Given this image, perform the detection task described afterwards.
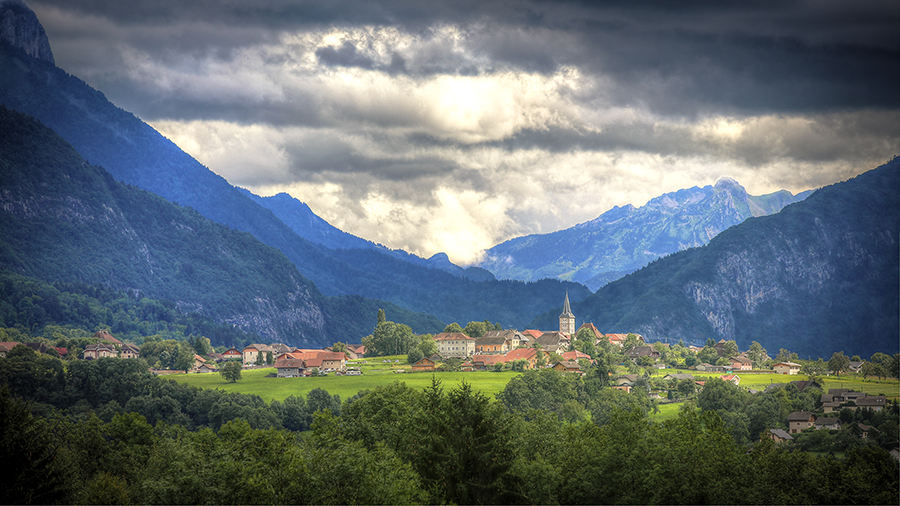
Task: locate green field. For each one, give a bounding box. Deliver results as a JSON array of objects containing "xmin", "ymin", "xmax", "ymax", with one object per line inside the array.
[
  {"xmin": 170, "ymin": 356, "xmax": 523, "ymax": 402},
  {"xmin": 171, "ymin": 359, "xmax": 900, "ymax": 406}
]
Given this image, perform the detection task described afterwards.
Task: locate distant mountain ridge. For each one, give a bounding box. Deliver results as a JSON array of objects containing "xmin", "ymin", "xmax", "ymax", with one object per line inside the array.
[
  {"xmin": 479, "ymin": 177, "xmax": 811, "ymax": 290},
  {"xmin": 530, "ymin": 160, "xmax": 900, "ymax": 358},
  {"xmin": 238, "ymin": 189, "xmax": 496, "ymax": 282}
]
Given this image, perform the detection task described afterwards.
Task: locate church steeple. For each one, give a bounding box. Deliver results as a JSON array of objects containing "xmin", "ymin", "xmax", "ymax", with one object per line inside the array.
[{"xmin": 559, "ymin": 291, "xmax": 576, "ymax": 335}]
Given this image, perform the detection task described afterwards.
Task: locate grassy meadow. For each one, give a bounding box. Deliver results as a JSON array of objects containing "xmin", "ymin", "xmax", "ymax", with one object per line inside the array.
[
  {"xmin": 171, "ymin": 357, "xmax": 900, "ymax": 407},
  {"xmin": 170, "ymin": 356, "xmax": 523, "ymax": 402}
]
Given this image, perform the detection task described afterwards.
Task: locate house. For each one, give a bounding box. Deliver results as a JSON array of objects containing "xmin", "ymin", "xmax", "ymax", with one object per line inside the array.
[
  {"xmin": 460, "ymin": 360, "xmax": 475, "ymax": 372},
  {"xmin": 627, "ymin": 346, "xmax": 659, "ymax": 361},
  {"xmin": 577, "ymin": 322, "xmax": 604, "ymax": 343},
  {"xmin": 411, "ymin": 357, "xmax": 436, "ymax": 372},
  {"xmin": 790, "ymin": 380, "xmax": 822, "ymax": 393},
  {"xmin": 664, "ymin": 373, "xmax": 695, "ymax": 382},
  {"xmin": 242, "ymin": 344, "xmax": 277, "ymax": 366},
  {"xmin": 552, "ymin": 360, "xmax": 582, "ymax": 373},
  {"xmin": 344, "ymin": 344, "xmax": 365, "ymax": 359},
  {"xmin": 856, "ymin": 395, "xmax": 888, "ymax": 411},
  {"xmin": 720, "ymin": 374, "xmax": 740, "ymax": 385},
  {"xmin": 773, "ymin": 362, "xmax": 802, "ymax": 375},
  {"xmin": 768, "ymin": 428, "xmax": 794, "ymax": 443},
  {"xmin": 787, "ymin": 411, "xmax": 816, "ymax": 434},
  {"xmin": 560, "ymin": 350, "xmax": 592, "ymax": 363},
  {"xmin": 472, "ymin": 354, "xmax": 505, "ymax": 370},
  {"xmin": 25, "ymin": 342, "xmax": 50, "ymax": 354},
  {"xmin": 713, "ymin": 339, "xmax": 729, "ymax": 357},
  {"xmin": 220, "ymin": 348, "xmax": 242, "ymax": 361},
  {"xmin": 534, "ymin": 331, "xmax": 567, "ymax": 353},
  {"xmin": 848, "ymin": 361, "xmax": 864, "ymax": 373},
  {"xmin": 92, "ymin": 330, "xmax": 122, "ymax": 346},
  {"xmin": 196, "ymin": 363, "xmax": 217, "ymax": 373},
  {"xmin": 83, "ymin": 343, "xmax": 118, "ymax": 359},
  {"xmin": 475, "ymin": 335, "xmax": 511, "ymax": 354},
  {"xmin": 120, "ymin": 343, "xmax": 140, "ymax": 359},
  {"xmin": 318, "ymin": 352, "xmax": 347, "ymax": 372},
  {"xmin": 604, "ymin": 333, "xmax": 630, "ymax": 348},
  {"xmin": 192, "ymin": 354, "xmax": 208, "ymax": 371},
  {"xmin": 729, "ymin": 356, "xmax": 752, "ymax": 371},
  {"xmin": 520, "ymin": 329, "xmax": 543, "ymax": 345},
  {"xmin": 53, "ymin": 347, "xmax": 68, "ymax": 358},
  {"xmin": 432, "ymin": 332, "xmax": 476, "ymax": 358},
  {"xmin": 504, "ymin": 348, "xmax": 539, "ymax": 369},
  {"xmin": 815, "ymin": 417, "xmax": 842, "ymax": 431},
  {"xmin": 0, "ymin": 342, "xmax": 21, "ymax": 357},
  {"xmin": 275, "ymin": 356, "xmax": 305, "ymax": 378},
  {"xmin": 695, "ymin": 363, "xmax": 727, "ymax": 372},
  {"xmin": 481, "ymin": 329, "xmax": 525, "ymax": 349}
]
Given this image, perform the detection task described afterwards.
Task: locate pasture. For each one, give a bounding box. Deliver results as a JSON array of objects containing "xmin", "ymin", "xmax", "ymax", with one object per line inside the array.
[{"xmin": 170, "ymin": 356, "xmax": 523, "ymax": 402}]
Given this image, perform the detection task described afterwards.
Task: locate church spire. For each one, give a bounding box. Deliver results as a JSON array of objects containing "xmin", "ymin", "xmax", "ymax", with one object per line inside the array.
[{"xmin": 559, "ymin": 291, "xmax": 576, "ymax": 334}]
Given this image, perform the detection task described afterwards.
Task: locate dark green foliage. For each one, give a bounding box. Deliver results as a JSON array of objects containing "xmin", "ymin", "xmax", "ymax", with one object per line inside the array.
[{"xmin": 219, "ymin": 361, "xmax": 241, "ymax": 382}]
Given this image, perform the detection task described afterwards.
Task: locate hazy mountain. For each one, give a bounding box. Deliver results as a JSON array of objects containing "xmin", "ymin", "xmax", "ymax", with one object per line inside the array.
[
  {"xmin": 0, "ymin": 11, "xmax": 588, "ymax": 329},
  {"xmin": 239, "ymin": 189, "xmax": 495, "ymax": 281},
  {"xmin": 479, "ymin": 178, "xmax": 811, "ymax": 290},
  {"xmin": 530, "ymin": 160, "xmax": 900, "ymax": 358}
]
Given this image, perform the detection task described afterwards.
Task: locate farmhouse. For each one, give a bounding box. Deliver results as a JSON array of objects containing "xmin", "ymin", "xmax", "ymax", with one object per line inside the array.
[
  {"xmin": 412, "ymin": 357, "xmax": 436, "ymax": 372},
  {"xmin": 242, "ymin": 344, "xmax": 277, "ymax": 366}
]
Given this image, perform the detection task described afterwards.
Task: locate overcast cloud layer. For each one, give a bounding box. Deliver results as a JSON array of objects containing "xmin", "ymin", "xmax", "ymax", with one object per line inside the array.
[{"xmin": 29, "ymin": 0, "xmax": 900, "ymax": 265}]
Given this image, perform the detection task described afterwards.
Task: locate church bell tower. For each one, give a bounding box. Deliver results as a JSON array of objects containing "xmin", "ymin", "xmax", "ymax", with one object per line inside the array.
[{"xmin": 559, "ymin": 291, "xmax": 576, "ymax": 335}]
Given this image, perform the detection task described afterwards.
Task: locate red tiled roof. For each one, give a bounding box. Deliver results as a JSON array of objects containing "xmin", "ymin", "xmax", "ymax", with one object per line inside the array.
[
  {"xmin": 505, "ymin": 348, "xmax": 538, "ymax": 361},
  {"xmin": 560, "ymin": 350, "xmax": 591, "ymax": 362},
  {"xmin": 93, "ymin": 330, "xmax": 122, "ymax": 345}
]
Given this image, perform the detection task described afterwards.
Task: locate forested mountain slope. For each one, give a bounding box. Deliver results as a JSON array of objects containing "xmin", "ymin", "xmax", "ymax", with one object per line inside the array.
[
  {"xmin": 0, "ymin": 37, "xmax": 587, "ymax": 329},
  {"xmin": 0, "ymin": 106, "xmax": 443, "ymax": 345},
  {"xmin": 531, "ymin": 160, "xmax": 900, "ymax": 358},
  {"xmin": 480, "ymin": 177, "xmax": 810, "ymax": 290}
]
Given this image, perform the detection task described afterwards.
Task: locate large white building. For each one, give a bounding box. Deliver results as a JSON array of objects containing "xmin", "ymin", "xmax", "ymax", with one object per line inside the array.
[{"xmin": 432, "ymin": 332, "xmax": 476, "ymax": 358}]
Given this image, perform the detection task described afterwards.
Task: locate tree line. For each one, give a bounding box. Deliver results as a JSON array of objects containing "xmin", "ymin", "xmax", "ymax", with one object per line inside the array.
[{"xmin": 1, "ymin": 345, "xmax": 898, "ymax": 505}]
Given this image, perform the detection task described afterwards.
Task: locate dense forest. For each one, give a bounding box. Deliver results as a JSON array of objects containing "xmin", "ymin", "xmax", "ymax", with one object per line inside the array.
[{"xmin": 2, "ymin": 348, "xmax": 897, "ymax": 505}]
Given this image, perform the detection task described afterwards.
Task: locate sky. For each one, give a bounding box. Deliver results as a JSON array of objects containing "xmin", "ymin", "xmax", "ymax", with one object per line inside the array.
[{"xmin": 26, "ymin": 0, "xmax": 900, "ymax": 265}]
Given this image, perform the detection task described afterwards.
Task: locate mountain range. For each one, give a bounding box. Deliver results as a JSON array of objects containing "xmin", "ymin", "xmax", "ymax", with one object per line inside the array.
[
  {"xmin": 479, "ymin": 178, "xmax": 811, "ymax": 290},
  {"xmin": 0, "ymin": 2, "xmax": 897, "ymax": 357},
  {"xmin": 530, "ymin": 159, "xmax": 900, "ymax": 358}
]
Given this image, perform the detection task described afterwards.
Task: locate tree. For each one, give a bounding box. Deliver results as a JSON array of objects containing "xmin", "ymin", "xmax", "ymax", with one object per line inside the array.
[
  {"xmin": 828, "ymin": 351, "xmax": 850, "ymax": 376},
  {"xmin": 443, "ymin": 322, "xmax": 464, "ymax": 334},
  {"xmin": 722, "ymin": 340, "xmax": 739, "ymax": 358},
  {"xmin": 377, "ymin": 308, "xmax": 386, "ymax": 325},
  {"xmin": 266, "ymin": 351, "xmax": 274, "ymax": 365},
  {"xmin": 220, "ymin": 361, "xmax": 242, "ymax": 383},
  {"xmin": 406, "ymin": 348, "xmax": 424, "ymax": 365},
  {"xmin": 332, "ymin": 342, "xmax": 347, "ymax": 353},
  {"xmin": 775, "ymin": 348, "xmax": 798, "ymax": 363},
  {"xmin": 746, "ymin": 341, "xmax": 768, "ymax": 368}
]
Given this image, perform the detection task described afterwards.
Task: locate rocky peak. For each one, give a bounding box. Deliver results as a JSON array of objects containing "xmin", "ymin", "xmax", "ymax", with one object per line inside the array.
[{"xmin": 0, "ymin": 0, "xmax": 54, "ymax": 65}]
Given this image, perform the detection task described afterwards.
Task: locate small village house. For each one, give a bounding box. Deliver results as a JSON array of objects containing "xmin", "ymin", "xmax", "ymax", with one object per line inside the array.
[
  {"xmin": 788, "ymin": 411, "xmax": 816, "ymax": 434},
  {"xmin": 432, "ymin": 332, "xmax": 476, "ymax": 358},
  {"xmin": 773, "ymin": 361, "xmax": 802, "ymax": 375}
]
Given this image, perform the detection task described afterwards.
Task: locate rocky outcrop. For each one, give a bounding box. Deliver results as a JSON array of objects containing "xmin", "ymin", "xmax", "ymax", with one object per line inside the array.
[{"xmin": 0, "ymin": 0, "xmax": 54, "ymax": 65}]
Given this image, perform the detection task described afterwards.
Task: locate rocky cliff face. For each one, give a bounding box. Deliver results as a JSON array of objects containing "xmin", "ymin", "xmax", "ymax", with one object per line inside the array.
[{"xmin": 0, "ymin": 0, "xmax": 54, "ymax": 65}]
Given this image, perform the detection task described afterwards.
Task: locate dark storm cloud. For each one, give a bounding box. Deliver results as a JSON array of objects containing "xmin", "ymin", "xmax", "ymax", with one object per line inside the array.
[{"xmin": 315, "ymin": 41, "xmax": 374, "ymax": 69}]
